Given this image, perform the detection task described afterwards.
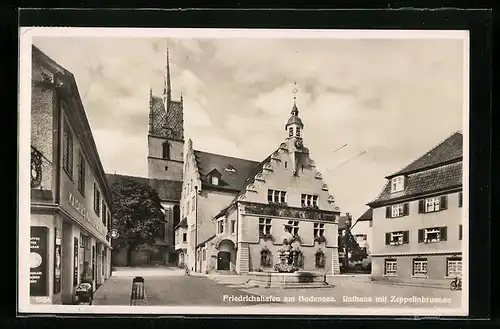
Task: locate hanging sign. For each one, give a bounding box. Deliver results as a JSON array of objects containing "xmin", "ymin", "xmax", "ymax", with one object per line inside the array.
[{"xmin": 30, "ymin": 226, "xmax": 48, "ymax": 297}]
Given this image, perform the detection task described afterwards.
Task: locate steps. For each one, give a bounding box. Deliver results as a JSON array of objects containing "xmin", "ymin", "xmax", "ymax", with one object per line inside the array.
[
  {"xmin": 237, "ymin": 243, "xmax": 250, "ymax": 274},
  {"xmin": 331, "ymin": 248, "xmax": 341, "ymax": 275}
]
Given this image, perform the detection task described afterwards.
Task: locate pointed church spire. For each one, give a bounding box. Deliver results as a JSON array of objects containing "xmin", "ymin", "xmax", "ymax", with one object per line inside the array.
[
  {"xmin": 291, "ymin": 81, "xmax": 299, "ymax": 116},
  {"xmin": 163, "ymin": 42, "xmax": 172, "ymax": 107}
]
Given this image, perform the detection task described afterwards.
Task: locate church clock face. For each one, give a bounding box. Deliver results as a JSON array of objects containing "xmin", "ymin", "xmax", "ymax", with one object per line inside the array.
[{"xmin": 295, "ymin": 139, "xmax": 303, "ymax": 149}]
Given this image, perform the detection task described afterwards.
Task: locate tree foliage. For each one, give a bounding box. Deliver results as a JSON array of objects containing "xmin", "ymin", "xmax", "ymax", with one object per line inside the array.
[
  {"xmin": 109, "ymin": 177, "xmax": 164, "ymax": 264},
  {"xmin": 338, "ymin": 230, "xmax": 368, "ymax": 263}
]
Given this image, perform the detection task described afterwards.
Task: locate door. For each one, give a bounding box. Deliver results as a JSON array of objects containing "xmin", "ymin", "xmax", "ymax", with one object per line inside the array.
[{"xmin": 217, "ymin": 251, "xmax": 230, "ymax": 271}]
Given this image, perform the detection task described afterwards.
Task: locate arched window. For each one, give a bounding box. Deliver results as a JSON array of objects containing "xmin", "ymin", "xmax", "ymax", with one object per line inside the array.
[{"xmin": 162, "ymin": 141, "xmax": 170, "ymax": 159}]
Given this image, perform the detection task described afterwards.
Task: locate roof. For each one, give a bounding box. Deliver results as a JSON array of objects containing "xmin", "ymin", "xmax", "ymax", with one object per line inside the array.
[
  {"xmin": 387, "ymin": 131, "xmax": 463, "ymax": 178},
  {"xmin": 197, "ymin": 234, "xmax": 216, "ymax": 248},
  {"xmin": 356, "ymin": 208, "xmax": 373, "ymax": 222},
  {"xmin": 368, "ymin": 161, "xmax": 462, "ymax": 206},
  {"xmin": 174, "ymin": 218, "xmax": 187, "ymax": 229},
  {"xmin": 194, "ymin": 150, "xmax": 260, "ymax": 192},
  {"xmin": 105, "ymin": 174, "xmax": 182, "ymax": 202}
]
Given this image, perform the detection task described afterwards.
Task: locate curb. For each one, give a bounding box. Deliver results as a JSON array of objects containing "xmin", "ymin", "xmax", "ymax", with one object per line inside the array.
[{"xmin": 370, "ymin": 280, "xmax": 453, "ymax": 290}]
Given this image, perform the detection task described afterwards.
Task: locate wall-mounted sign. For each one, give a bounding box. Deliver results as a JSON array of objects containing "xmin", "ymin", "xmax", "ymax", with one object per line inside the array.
[
  {"xmin": 30, "ymin": 226, "xmax": 48, "ymax": 297},
  {"xmin": 53, "ymin": 228, "xmax": 62, "ymax": 294},
  {"xmin": 68, "ymin": 192, "xmax": 106, "ymax": 237},
  {"xmin": 73, "ymin": 237, "xmax": 79, "ymax": 286}
]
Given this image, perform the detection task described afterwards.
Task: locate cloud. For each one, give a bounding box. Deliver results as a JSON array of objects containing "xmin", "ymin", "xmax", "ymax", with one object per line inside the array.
[{"xmin": 32, "ymin": 35, "xmax": 465, "ymax": 220}]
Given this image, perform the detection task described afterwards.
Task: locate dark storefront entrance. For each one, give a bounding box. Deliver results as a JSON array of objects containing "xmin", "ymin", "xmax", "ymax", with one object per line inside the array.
[{"xmin": 217, "ymin": 251, "xmax": 230, "ymax": 271}]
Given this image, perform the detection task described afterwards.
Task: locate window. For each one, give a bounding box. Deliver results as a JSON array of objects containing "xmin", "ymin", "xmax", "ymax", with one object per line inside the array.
[
  {"xmin": 287, "ymin": 220, "xmax": 299, "ymax": 235},
  {"xmin": 77, "ymin": 152, "xmax": 85, "ymax": 195},
  {"xmin": 385, "ymin": 230, "xmax": 409, "ymax": 245},
  {"xmin": 217, "ymin": 218, "xmax": 224, "ymax": 234},
  {"xmin": 182, "ymin": 233, "xmax": 187, "ymax": 242},
  {"xmin": 101, "ymin": 201, "xmax": 107, "ymax": 225},
  {"xmin": 211, "ymin": 176, "xmax": 219, "ymax": 185},
  {"xmin": 459, "ymin": 224, "xmax": 463, "ymax": 240},
  {"xmin": 186, "ymin": 202, "xmax": 190, "ymax": 215},
  {"xmin": 301, "ymin": 194, "xmax": 318, "ymax": 207},
  {"xmin": 412, "ymin": 258, "xmax": 428, "ymax": 277},
  {"xmin": 165, "ymin": 166, "xmax": 168, "ymax": 171},
  {"xmin": 192, "ymin": 196, "xmax": 195, "ymax": 210},
  {"xmin": 458, "ymin": 192, "xmax": 463, "ymax": 208},
  {"xmin": 267, "ymin": 189, "xmax": 287, "ymax": 204},
  {"xmin": 190, "ymin": 179, "xmax": 193, "ymax": 191},
  {"xmin": 447, "ymin": 257, "xmax": 462, "ymax": 277},
  {"xmin": 202, "ymin": 249, "xmax": 206, "ymax": 261},
  {"xmin": 384, "ymin": 259, "xmax": 397, "ymax": 276},
  {"xmin": 62, "ymin": 121, "xmax": 74, "ymax": 177},
  {"xmin": 419, "ymin": 195, "xmax": 448, "ymax": 213},
  {"xmin": 289, "ymin": 127, "xmax": 293, "ymax": 137},
  {"xmin": 390, "ymin": 176, "xmax": 404, "ymax": 193},
  {"xmin": 225, "ymin": 166, "xmax": 236, "ymax": 173},
  {"xmin": 107, "ymin": 211, "xmax": 111, "ymax": 228},
  {"xmin": 259, "ymin": 218, "xmax": 272, "ymax": 235},
  {"xmin": 418, "ymin": 226, "xmax": 447, "ymax": 243},
  {"xmin": 387, "ymin": 203, "xmax": 409, "ymax": 218},
  {"xmin": 230, "ymin": 220, "xmax": 236, "ymax": 234},
  {"xmin": 284, "ymin": 161, "xmax": 288, "ymax": 169},
  {"xmin": 313, "ymin": 223, "xmax": 325, "ymax": 237},
  {"xmin": 162, "ymin": 141, "xmax": 170, "ymax": 159},
  {"xmin": 355, "ymin": 234, "xmax": 367, "ymax": 242},
  {"xmin": 93, "ymin": 183, "xmax": 101, "ymax": 216},
  {"xmin": 296, "ymin": 127, "xmax": 301, "ymax": 137}
]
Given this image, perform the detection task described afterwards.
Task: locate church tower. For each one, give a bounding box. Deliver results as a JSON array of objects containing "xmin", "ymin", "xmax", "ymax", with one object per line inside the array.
[{"xmin": 147, "ymin": 46, "xmax": 185, "ymax": 181}]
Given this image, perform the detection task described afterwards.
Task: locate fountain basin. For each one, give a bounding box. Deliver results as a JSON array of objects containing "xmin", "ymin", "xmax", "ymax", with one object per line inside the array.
[{"xmin": 247, "ymin": 271, "xmax": 333, "ymax": 289}]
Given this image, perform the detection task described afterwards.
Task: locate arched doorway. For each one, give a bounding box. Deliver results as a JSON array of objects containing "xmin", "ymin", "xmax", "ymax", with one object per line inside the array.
[{"xmin": 217, "ymin": 239, "xmax": 235, "ymax": 271}]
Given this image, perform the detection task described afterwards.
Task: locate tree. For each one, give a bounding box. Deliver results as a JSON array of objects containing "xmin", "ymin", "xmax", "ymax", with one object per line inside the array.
[
  {"xmin": 109, "ymin": 177, "xmax": 164, "ymax": 266},
  {"xmin": 339, "ymin": 230, "xmax": 368, "ymax": 264}
]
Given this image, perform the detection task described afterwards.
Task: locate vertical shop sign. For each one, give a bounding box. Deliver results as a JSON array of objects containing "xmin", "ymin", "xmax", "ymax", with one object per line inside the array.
[
  {"xmin": 53, "ymin": 228, "xmax": 62, "ymax": 294},
  {"xmin": 30, "ymin": 226, "xmax": 48, "ymax": 296},
  {"xmin": 73, "ymin": 237, "xmax": 79, "ymax": 286}
]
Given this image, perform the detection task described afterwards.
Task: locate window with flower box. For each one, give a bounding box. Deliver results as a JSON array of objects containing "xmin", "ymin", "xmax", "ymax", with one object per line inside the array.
[
  {"xmin": 386, "ymin": 203, "xmax": 409, "ymax": 218},
  {"xmin": 418, "ymin": 226, "xmax": 447, "ymax": 243},
  {"xmin": 287, "ymin": 220, "xmax": 300, "ymax": 236},
  {"xmin": 418, "ymin": 195, "xmax": 448, "ymax": 213},
  {"xmin": 267, "ymin": 189, "xmax": 286, "ymax": 204},
  {"xmin": 385, "ymin": 230, "xmax": 409, "ymax": 245}
]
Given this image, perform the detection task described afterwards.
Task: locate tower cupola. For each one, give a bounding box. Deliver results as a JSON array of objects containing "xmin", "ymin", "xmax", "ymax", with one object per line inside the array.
[{"xmin": 285, "ymin": 82, "xmax": 304, "ymax": 139}]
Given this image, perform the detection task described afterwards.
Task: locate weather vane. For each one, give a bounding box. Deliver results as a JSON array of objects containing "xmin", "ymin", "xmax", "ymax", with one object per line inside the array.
[{"xmin": 292, "ymin": 81, "xmax": 299, "ymax": 100}]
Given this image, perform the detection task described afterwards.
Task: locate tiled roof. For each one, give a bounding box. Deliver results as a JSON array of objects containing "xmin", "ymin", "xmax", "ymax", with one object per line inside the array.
[
  {"xmin": 150, "ymin": 96, "xmax": 168, "ymax": 136},
  {"xmin": 194, "ymin": 150, "xmax": 260, "ymax": 192},
  {"xmin": 368, "ymin": 161, "xmax": 462, "ymax": 206},
  {"xmin": 387, "ymin": 131, "xmax": 463, "ymax": 178},
  {"xmin": 356, "ymin": 208, "xmax": 373, "ymax": 222},
  {"xmin": 174, "ymin": 218, "xmax": 187, "ymax": 229},
  {"xmin": 105, "ymin": 174, "xmax": 182, "ymax": 202}
]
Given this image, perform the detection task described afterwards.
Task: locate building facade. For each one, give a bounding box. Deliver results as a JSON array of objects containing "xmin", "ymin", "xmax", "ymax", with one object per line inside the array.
[
  {"xmin": 368, "ymin": 132, "xmax": 463, "ymax": 287},
  {"xmin": 30, "ymin": 45, "xmax": 112, "ymax": 305},
  {"xmin": 177, "ymin": 98, "xmax": 342, "ymax": 275},
  {"xmin": 351, "ymin": 208, "xmax": 373, "ymax": 255}
]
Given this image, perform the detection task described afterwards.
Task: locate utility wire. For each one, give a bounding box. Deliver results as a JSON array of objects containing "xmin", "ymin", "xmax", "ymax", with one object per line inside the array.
[{"xmin": 332, "ymin": 150, "xmax": 367, "ymax": 170}]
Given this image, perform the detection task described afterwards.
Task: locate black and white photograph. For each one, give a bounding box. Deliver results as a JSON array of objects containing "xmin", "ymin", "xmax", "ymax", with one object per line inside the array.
[{"xmin": 19, "ymin": 27, "xmax": 469, "ymax": 316}]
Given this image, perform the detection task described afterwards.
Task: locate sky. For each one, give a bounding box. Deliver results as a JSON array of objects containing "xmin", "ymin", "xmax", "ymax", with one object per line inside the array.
[{"xmin": 32, "ymin": 33, "xmax": 465, "ymax": 220}]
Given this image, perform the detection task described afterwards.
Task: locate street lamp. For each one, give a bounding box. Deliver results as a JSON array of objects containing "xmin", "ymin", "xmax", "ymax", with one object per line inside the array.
[{"xmin": 107, "ymin": 228, "xmax": 120, "ymax": 240}]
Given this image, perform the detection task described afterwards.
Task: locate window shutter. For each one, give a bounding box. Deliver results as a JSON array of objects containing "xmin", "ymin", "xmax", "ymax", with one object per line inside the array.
[
  {"xmin": 440, "ymin": 195, "xmax": 448, "ymax": 210},
  {"xmin": 459, "ymin": 224, "xmax": 462, "ymax": 240},
  {"xmin": 403, "ymin": 230, "xmax": 409, "ymax": 244},
  {"xmin": 440, "ymin": 226, "xmax": 447, "ymax": 241},
  {"xmin": 385, "ymin": 206, "xmax": 391, "ymax": 218},
  {"xmin": 418, "ymin": 200, "xmax": 425, "ymax": 213},
  {"xmin": 403, "ymin": 203, "xmax": 409, "ymax": 216},
  {"xmin": 418, "ymin": 229, "xmax": 424, "ymax": 243},
  {"xmin": 385, "ymin": 233, "xmax": 391, "ymax": 245},
  {"xmin": 459, "ymin": 192, "xmax": 463, "ymax": 208}
]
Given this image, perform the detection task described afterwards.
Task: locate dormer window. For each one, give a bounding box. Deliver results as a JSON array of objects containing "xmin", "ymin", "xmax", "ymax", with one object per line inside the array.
[
  {"xmin": 391, "ymin": 176, "xmax": 404, "ymax": 193},
  {"xmin": 207, "ymin": 169, "xmax": 222, "ymax": 186},
  {"xmin": 296, "ymin": 127, "xmax": 301, "ymax": 137},
  {"xmin": 288, "ymin": 127, "xmax": 293, "ymax": 137},
  {"xmin": 224, "ymin": 165, "xmax": 236, "ymax": 173},
  {"xmin": 211, "ymin": 176, "xmax": 219, "ymax": 185}
]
